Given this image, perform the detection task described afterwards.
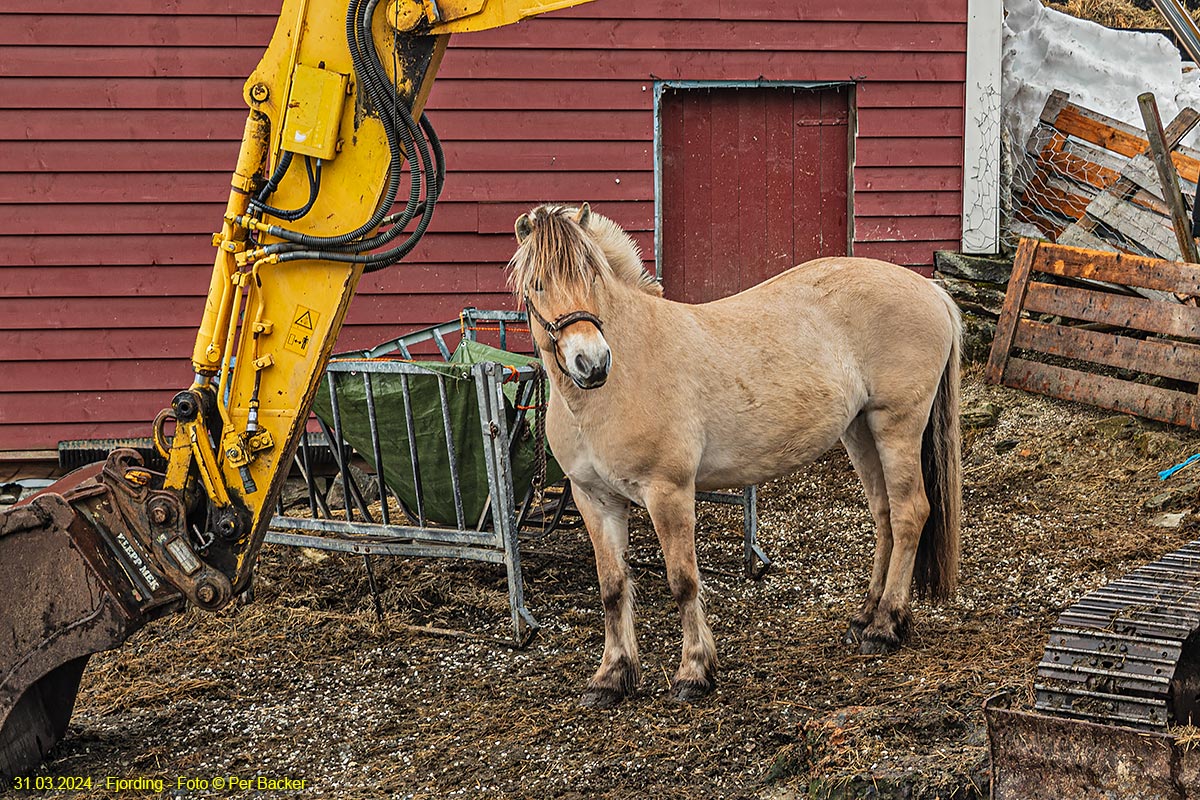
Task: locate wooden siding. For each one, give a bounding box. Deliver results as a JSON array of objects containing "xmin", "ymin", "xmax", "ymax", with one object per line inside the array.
[{"xmin": 0, "ymin": 0, "xmax": 966, "ymax": 450}]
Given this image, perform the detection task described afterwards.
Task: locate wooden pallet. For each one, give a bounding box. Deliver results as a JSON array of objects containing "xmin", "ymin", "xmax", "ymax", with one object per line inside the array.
[{"xmin": 986, "ymin": 239, "xmax": 1200, "ymax": 428}]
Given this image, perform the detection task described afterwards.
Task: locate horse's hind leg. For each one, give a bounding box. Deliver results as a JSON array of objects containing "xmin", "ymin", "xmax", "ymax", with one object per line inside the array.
[
  {"xmin": 574, "ymin": 487, "xmax": 640, "ymax": 708},
  {"xmin": 645, "ymin": 483, "xmax": 717, "ymax": 702},
  {"xmin": 841, "ymin": 414, "xmax": 893, "ymax": 646},
  {"xmin": 859, "ymin": 408, "xmax": 931, "ymax": 655}
]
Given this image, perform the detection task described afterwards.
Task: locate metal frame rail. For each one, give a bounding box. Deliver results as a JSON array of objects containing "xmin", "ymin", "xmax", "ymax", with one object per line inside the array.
[
  {"xmin": 266, "ymin": 310, "xmax": 769, "ymax": 645},
  {"xmin": 268, "ymin": 358, "xmax": 546, "ymax": 644}
]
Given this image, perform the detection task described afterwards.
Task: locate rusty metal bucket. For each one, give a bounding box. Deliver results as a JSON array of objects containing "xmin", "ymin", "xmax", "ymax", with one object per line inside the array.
[
  {"xmin": 0, "ymin": 461, "xmax": 182, "ymax": 778},
  {"xmin": 985, "ymin": 692, "xmax": 1200, "ymax": 799}
]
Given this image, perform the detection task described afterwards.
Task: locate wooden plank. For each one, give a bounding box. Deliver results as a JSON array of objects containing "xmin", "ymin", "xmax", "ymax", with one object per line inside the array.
[
  {"xmin": 0, "ymin": 77, "xmax": 246, "ymax": 109},
  {"xmin": 1014, "ymin": 206, "xmax": 1066, "ymax": 240},
  {"xmin": 1012, "ymin": 318, "xmax": 1200, "ymax": 383},
  {"xmin": 682, "ymin": 89, "xmax": 714, "ymax": 301},
  {"xmin": 1019, "ymin": 171, "xmax": 1094, "ymax": 222},
  {"xmin": 854, "ymin": 81, "xmax": 965, "ymax": 109},
  {"xmin": 763, "ymin": 87, "xmax": 795, "ymax": 283},
  {"xmin": 856, "ymin": 137, "xmax": 964, "ymax": 168},
  {"xmin": 1, "ymin": 314, "xmax": 517, "ymax": 362},
  {"xmin": 1023, "ymin": 281, "xmax": 1200, "ymax": 339},
  {"xmin": 816, "ymin": 88, "xmax": 850, "ymax": 258},
  {"xmin": 1057, "ymin": 137, "xmax": 1128, "ymax": 189},
  {"xmin": 437, "ymin": 49, "xmax": 968, "ymax": 84},
  {"xmin": 1124, "ymin": 152, "xmax": 1200, "ymax": 196},
  {"xmin": 1138, "ymin": 92, "xmax": 1199, "ymax": 263},
  {"xmin": 709, "ymin": 89, "xmax": 741, "ymax": 299},
  {"xmin": 1085, "ymin": 191, "xmax": 1180, "ymax": 260},
  {"xmin": 1, "ymin": 45, "xmax": 967, "ymax": 82},
  {"xmin": 736, "ymin": 88, "xmax": 768, "ymax": 294},
  {"xmin": 0, "ymin": 169, "xmax": 654, "ymax": 204},
  {"xmin": 793, "ymin": 91, "xmax": 824, "ymax": 264},
  {"xmin": 1038, "ymin": 90, "xmax": 1073, "ymax": 127},
  {"xmin": 0, "ymin": 46, "xmax": 262, "ymax": 78},
  {"xmin": 0, "ymin": 421, "xmax": 159, "ymax": 450},
  {"xmin": 1031, "ymin": 231, "xmax": 1179, "ymax": 303},
  {"xmin": 0, "ymin": 0, "xmax": 966, "ymax": 22},
  {"xmin": 466, "ymin": 19, "xmax": 969, "ymax": 52},
  {"xmin": 1030, "ymin": 244, "xmax": 1200, "ymax": 294},
  {"xmin": 0, "ymin": 1, "xmax": 282, "ymax": 14},
  {"xmin": 855, "ymin": 216, "xmax": 962, "ymax": 242},
  {"xmin": 856, "ymin": 107, "xmax": 964, "ymax": 138},
  {"xmin": 0, "ymin": 360, "xmax": 187, "ymax": 393},
  {"xmin": 1050, "ymin": 104, "xmax": 1153, "ymax": 159},
  {"xmin": 0, "ymin": 139, "xmax": 655, "ymax": 174},
  {"xmin": 854, "ymin": 190, "xmax": 962, "ymax": 217},
  {"xmin": 0, "ymin": 140, "xmax": 238, "ymax": 172},
  {"xmin": 854, "ymin": 166, "xmax": 962, "ymax": 193},
  {"xmin": 1055, "ymin": 226, "xmax": 1122, "ymax": 254},
  {"xmin": 1003, "ymin": 357, "xmax": 1196, "ymax": 428},
  {"xmin": 1020, "ymin": 132, "xmax": 1122, "ymax": 202},
  {"xmin": 0, "ymin": 291, "xmax": 527, "ymax": 330},
  {"xmin": 987, "ymin": 238, "xmax": 1039, "ymax": 384},
  {"xmin": 0, "ymin": 231, "xmax": 551, "ymax": 267},
  {"xmin": 851, "ymin": 239, "xmax": 957, "ymax": 269},
  {"xmin": 0, "ymin": 14, "xmax": 275, "ymax": 46},
  {"xmin": 0, "ymin": 108, "xmax": 654, "ymax": 142}
]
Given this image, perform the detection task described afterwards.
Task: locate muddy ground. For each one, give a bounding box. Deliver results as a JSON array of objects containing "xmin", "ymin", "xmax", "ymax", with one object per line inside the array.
[{"xmin": 16, "ymin": 365, "xmax": 1200, "ymax": 799}]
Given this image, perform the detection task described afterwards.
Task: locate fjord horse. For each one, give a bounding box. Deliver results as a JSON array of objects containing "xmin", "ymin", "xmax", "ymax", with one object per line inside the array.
[{"xmin": 509, "ymin": 204, "xmax": 961, "ymax": 707}]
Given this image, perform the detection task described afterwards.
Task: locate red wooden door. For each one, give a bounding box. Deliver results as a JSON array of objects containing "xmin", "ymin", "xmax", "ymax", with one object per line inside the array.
[{"xmin": 660, "ymin": 86, "xmax": 850, "ymax": 304}]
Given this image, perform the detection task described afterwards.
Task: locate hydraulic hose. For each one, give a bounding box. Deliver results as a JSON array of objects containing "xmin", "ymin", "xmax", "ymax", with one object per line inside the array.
[
  {"xmin": 249, "ymin": 157, "xmax": 322, "ymax": 222},
  {"xmin": 245, "ymin": 0, "xmax": 443, "ymax": 270},
  {"xmin": 250, "ymin": 0, "xmax": 406, "ymax": 249}
]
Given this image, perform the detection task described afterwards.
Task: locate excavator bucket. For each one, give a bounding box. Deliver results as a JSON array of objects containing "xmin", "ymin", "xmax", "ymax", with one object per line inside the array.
[
  {"xmin": 0, "ymin": 456, "xmax": 183, "ymax": 779},
  {"xmin": 986, "ymin": 535, "xmax": 1200, "ymax": 798}
]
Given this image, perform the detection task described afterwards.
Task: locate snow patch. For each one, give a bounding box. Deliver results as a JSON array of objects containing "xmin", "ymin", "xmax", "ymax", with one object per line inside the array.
[{"xmin": 1003, "ymin": 0, "xmax": 1200, "ymax": 147}]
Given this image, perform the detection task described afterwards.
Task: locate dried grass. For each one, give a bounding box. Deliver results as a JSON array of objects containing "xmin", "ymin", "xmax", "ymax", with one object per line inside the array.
[{"xmin": 29, "ymin": 369, "xmax": 1200, "ymax": 798}]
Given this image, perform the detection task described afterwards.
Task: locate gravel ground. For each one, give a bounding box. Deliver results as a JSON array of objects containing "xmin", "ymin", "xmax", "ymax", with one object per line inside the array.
[{"xmin": 15, "ymin": 365, "xmax": 1200, "ymax": 799}]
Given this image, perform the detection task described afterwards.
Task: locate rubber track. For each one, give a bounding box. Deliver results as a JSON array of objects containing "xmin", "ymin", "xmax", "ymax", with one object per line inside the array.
[{"xmin": 1034, "ymin": 538, "xmax": 1200, "ymax": 729}]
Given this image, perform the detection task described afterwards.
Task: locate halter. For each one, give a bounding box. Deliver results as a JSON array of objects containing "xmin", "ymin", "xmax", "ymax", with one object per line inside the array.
[{"xmin": 524, "ymin": 294, "xmax": 605, "ymax": 379}]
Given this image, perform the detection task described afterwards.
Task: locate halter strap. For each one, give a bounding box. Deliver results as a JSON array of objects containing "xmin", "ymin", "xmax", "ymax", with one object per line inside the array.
[{"xmin": 524, "ymin": 294, "xmax": 605, "ymax": 378}]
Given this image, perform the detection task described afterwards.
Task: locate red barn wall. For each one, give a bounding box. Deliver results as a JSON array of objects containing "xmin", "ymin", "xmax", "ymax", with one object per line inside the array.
[{"xmin": 0, "ymin": 0, "xmax": 966, "ymax": 452}]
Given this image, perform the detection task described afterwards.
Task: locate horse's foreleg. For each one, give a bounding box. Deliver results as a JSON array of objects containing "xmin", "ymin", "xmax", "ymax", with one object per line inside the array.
[
  {"xmin": 841, "ymin": 416, "xmax": 893, "ymax": 646},
  {"xmin": 860, "ymin": 412, "xmax": 931, "ymax": 655},
  {"xmin": 574, "ymin": 488, "xmax": 639, "ymax": 708},
  {"xmin": 646, "ymin": 484, "xmax": 716, "ymax": 702}
]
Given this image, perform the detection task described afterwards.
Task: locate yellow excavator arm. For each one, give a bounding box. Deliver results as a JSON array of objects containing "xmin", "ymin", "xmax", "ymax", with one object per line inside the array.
[{"xmin": 0, "ymin": 0, "xmax": 591, "ymax": 778}]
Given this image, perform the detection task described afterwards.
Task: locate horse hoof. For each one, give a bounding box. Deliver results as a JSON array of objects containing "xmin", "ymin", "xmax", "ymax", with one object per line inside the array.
[
  {"xmin": 842, "ymin": 621, "xmax": 866, "ymax": 646},
  {"xmin": 670, "ymin": 679, "xmax": 713, "ymax": 704},
  {"xmin": 859, "ymin": 634, "xmax": 901, "ymax": 656},
  {"xmin": 580, "ymin": 687, "xmax": 626, "ymax": 709}
]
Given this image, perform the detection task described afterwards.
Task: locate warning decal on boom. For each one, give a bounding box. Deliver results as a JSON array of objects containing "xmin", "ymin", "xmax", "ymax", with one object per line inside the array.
[{"xmin": 284, "ymin": 306, "xmax": 320, "ymax": 357}]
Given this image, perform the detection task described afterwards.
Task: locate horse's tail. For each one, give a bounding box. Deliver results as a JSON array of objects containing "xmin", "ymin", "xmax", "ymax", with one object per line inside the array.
[{"xmin": 914, "ymin": 298, "xmax": 962, "ymax": 603}]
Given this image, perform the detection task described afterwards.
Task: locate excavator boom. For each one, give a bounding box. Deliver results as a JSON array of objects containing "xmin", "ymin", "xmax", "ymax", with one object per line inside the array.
[{"xmin": 0, "ymin": 0, "xmax": 591, "ymax": 778}]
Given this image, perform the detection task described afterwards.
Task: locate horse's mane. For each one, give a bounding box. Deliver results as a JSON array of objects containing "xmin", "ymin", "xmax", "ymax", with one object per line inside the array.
[{"xmin": 507, "ymin": 204, "xmax": 662, "ymax": 297}]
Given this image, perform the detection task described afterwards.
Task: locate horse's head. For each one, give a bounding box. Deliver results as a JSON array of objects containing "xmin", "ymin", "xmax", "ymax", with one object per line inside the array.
[{"xmin": 508, "ymin": 203, "xmax": 613, "ymax": 390}]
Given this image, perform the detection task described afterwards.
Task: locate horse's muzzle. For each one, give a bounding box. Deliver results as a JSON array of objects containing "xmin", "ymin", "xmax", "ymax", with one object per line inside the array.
[{"xmin": 571, "ymin": 351, "xmax": 611, "ymax": 390}]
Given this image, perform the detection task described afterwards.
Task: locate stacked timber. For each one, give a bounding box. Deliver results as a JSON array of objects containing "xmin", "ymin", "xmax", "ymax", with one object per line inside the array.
[{"xmin": 1014, "ymin": 90, "xmax": 1200, "ymax": 265}]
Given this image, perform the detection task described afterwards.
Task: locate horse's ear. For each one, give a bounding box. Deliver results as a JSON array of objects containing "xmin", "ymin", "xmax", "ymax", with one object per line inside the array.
[
  {"xmin": 514, "ymin": 213, "xmax": 533, "ymax": 243},
  {"xmin": 575, "ymin": 202, "xmax": 591, "ymax": 229}
]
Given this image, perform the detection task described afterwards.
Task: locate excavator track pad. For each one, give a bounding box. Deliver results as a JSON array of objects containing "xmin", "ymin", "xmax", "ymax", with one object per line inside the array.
[
  {"xmin": 0, "ymin": 454, "xmax": 184, "ymax": 779},
  {"xmin": 987, "ymin": 537, "xmax": 1200, "ymax": 798}
]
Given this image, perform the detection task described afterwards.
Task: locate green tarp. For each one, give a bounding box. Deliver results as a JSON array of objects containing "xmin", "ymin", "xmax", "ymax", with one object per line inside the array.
[{"xmin": 312, "ymin": 340, "xmax": 560, "ymax": 527}]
